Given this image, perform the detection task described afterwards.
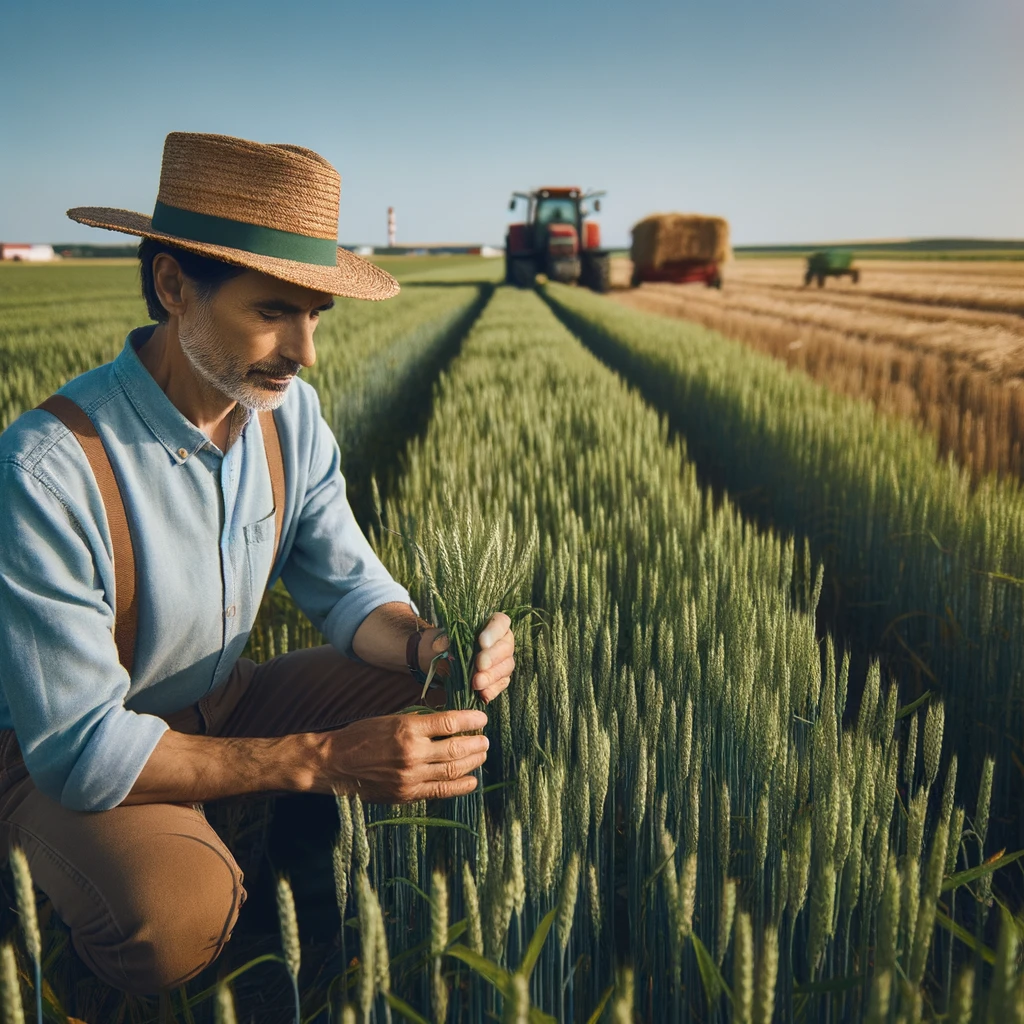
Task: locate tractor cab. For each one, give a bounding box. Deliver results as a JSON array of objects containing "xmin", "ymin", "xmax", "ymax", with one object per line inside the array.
[
  {"xmin": 505, "ymin": 187, "xmax": 611, "ymax": 292},
  {"xmin": 533, "ymin": 193, "xmax": 582, "ymax": 228}
]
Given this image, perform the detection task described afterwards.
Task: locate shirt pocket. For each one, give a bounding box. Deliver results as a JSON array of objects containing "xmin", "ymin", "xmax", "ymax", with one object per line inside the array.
[{"xmin": 243, "ymin": 510, "xmax": 278, "ymax": 598}]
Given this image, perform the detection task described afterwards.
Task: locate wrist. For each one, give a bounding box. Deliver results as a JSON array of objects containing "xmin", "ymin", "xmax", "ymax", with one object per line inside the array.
[
  {"xmin": 418, "ymin": 627, "xmax": 451, "ymax": 676},
  {"xmin": 281, "ymin": 732, "xmax": 326, "ymax": 794}
]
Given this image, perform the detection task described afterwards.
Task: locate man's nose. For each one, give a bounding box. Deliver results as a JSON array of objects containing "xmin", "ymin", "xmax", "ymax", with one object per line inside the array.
[{"xmin": 281, "ymin": 320, "xmax": 318, "ymax": 369}]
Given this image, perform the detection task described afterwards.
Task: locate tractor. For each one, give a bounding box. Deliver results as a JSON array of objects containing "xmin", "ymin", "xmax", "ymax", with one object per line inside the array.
[{"xmin": 505, "ymin": 187, "xmax": 611, "ymax": 292}]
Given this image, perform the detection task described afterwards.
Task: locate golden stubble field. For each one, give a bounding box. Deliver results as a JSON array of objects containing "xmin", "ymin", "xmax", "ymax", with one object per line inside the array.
[
  {"xmin": 613, "ymin": 258, "xmax": 1024, "ymax": 378},
  {"xmin": 609, "ymin": 257, "xmax": 1024, "ymax": 480}
]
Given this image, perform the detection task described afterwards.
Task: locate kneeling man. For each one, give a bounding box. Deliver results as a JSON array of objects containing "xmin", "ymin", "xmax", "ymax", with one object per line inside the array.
[{"xmin": 0, "ymin": 132, "xmax": 514, "ymax": 995}]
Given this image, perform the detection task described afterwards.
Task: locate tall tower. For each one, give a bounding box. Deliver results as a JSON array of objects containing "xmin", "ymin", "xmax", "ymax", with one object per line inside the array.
[{"xmin": 387, "ymin": 207, "xmax": 396, "ymax": 248}]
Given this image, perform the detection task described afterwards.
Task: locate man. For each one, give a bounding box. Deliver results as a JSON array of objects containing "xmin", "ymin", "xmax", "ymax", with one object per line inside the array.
[{"xmin": 0, "ymin": 132, "xmax": 515, "ymax": 995}]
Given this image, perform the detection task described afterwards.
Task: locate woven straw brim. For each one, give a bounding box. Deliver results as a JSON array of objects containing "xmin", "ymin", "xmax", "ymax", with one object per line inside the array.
[{"xmin": 67, "ymin": 207, "xmax": 399, "ymax": 300}]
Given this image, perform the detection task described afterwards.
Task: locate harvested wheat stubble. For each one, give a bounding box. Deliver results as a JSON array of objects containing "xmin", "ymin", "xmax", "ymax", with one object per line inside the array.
[
  {"xmin": 636, "ymin": 281, "xmax": 1024, "ymax": 379},
  {"xmin": 727, "ymin": 258, "xmax": 1024, "ymax": 285},
  {"xmin": 610, "ymin": 268, "xmax": 1024, "ymax": 483},
  {"xmin": 725, "ymin": 258, "xmax": 1024, "ymax": 317},
  {"xmin": 631, "ymin": 213, "xmax": 731, "ymax": 268},
  {"xmin": 736, "ymin": 280, "xmax": 1024, "ymax": 337}
]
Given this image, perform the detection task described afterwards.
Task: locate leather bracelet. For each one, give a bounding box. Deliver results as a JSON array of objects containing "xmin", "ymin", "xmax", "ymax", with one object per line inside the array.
[
  {"xmin": 406, "ymin": 627, "xmax": 425, "ymax": 679},
  {"xmin": 407, "ymin": 621, "xmax": 454, "ymax": 685}
]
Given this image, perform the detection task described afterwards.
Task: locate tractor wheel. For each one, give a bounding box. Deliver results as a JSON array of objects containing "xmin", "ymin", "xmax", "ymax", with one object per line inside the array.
[
  {"xmin": 851, "ymin": 269, "xmax": 861, "ymax": 284},
  {"xmin": 511, "ymin": 258, "xmax": 537, "ymax": 289},
  {"xmin": 708, "ymin": 274, "xmax": 722, "ymax": 289},
  {"xmin": 584, "ymin": 255, "xmax": 612, "ymax": 294},
  {"xmin": 804, "ymin": 271, "xmax": 813, "ymax": 287},
  {"xmin": 816, "ymin": 274, "xmax": 825, "ymax": 288},
  {"xmin": 631, "ymin": 269, "xmax": 643, "ymax": 289}
]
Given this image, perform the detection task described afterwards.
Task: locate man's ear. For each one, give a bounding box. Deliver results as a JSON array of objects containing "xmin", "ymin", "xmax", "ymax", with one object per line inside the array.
[{"xmin": 152, "ymin": 253, "xmax": 188, "ymax": 318}]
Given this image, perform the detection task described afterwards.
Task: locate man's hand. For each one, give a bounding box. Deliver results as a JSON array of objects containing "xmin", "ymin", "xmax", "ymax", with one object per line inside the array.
[
  {"xmin": 307, "ymin": 709, "xmax": 489, "ymax": 803},
  {"xmin": 473, "ymin": 612, "xmax": 516, "ymax": 703}
]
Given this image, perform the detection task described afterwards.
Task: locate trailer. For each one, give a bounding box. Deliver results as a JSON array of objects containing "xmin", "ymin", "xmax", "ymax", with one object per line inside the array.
[
  {"xmin": 805, "ymin": 249, "xmax": 860, "ymax": 287},
  {"xmin": 630, "ymin": 259, "xmax": 721, "ymax": 288},
  {"xmin": 629, "ymin": 214, "xmax": 729, "ymax": 290}
]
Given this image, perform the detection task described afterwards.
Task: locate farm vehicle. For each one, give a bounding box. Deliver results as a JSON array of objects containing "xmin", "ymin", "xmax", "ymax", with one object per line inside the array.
[
  {"xmin": 629, "ymin": 213, "xmax": 730, "ymax": 289},
  {"xmin": 805, "ymin": 249, "xmax": 860, "ymax": 287},
  {"xmin": 505, "ymin": 187, "xmax": 612, "ymax": 292}
]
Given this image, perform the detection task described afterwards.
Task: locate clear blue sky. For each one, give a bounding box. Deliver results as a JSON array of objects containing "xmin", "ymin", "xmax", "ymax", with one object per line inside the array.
[{"xmin": 1, "ymin": 0, "xmax": 1021, "ymax": 248}]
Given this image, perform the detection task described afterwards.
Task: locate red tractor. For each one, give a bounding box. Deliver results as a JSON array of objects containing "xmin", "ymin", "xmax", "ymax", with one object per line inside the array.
[{"xmin": 505, "ymin": 187, "xmax": 611, "ymax": 292}]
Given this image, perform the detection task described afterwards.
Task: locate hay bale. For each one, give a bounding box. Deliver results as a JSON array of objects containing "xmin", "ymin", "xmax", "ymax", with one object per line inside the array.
[{"xmin": 630, "ymin": 214, "xmax": 731, "ymax": 269}]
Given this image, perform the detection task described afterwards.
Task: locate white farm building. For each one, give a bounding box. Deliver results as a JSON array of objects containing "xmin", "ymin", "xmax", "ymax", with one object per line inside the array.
[{"xmin": 1, "ymin": 243, "xmax": 56, "ymax": 262}]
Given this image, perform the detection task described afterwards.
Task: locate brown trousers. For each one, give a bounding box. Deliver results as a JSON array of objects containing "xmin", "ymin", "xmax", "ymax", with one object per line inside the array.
[{"xmin": 0, "ymin": 647, "xmax": 437, "ymax": 996}]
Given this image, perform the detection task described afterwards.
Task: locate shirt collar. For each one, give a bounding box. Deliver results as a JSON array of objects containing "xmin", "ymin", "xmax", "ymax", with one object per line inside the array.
[{"xmin": 113, "ymin": 325, "xmax": 252, "ymax": 464}]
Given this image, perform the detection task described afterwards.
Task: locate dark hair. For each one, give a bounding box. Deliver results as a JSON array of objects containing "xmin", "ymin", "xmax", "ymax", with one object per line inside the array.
[{"xmin": 138, "ymin": 238, "xmax": 248, "ymax": 322}]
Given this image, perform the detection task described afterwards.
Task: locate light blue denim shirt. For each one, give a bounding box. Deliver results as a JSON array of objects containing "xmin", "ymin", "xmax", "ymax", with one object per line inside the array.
[{"xmin": 0, "ymin": 325, "xmax": 414, "ymax": 812}]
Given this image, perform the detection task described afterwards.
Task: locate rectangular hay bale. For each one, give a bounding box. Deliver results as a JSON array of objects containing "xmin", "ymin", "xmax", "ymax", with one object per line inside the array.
[{"xmin": 631, "ymin": 214, "xmax": 731, "ymax": 269}]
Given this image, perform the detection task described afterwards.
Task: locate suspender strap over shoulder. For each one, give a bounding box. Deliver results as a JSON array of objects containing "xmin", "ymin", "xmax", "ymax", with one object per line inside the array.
[
  {"xmin": 37, "ymin": 395, "xmax": 139, "ymax": 676},
  {"xmin": 35, "ymin": 397, "xmax": 286, "ymax": 676},
  {"xmin": 258, "ymin": 408, "xmax": 285, "ymax": 574}
]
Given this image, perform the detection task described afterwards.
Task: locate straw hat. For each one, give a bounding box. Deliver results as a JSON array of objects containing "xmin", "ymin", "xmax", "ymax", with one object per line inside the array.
[{"xmin": 67, "ymin": 132, "xmax": 398, "ymax": 300}]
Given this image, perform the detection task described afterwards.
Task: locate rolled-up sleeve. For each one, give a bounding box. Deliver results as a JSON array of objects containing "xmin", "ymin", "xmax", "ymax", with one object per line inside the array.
[
  {"xmin": 280, "ymin": 403, "xmax": 413, "ymax": 656},
  {"xmin": 0, "ymin": 461, "xmax": 168, "ymax": 811}
]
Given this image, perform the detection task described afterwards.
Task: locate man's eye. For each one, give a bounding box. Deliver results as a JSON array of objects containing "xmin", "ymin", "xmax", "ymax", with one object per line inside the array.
[{"xmin": 258, "ymin": 311, "xmax": 280, "ymax": 321}]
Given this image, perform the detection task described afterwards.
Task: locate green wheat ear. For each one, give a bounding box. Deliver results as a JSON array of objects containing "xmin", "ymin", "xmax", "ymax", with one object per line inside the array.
[
  {"xmin": 214, "ymin": 981, "xmax": 238, "ymax": 1024},
  {"xmin": 8, "ymin": 849, "xmax": 39, "ymax": 968},
  {"xmin": 276, "ymin": 875, "xmax": 301, "ymax": 1024},
  {"xmin": 0, "ymin": 943, "xmax": 25, "ymax": 1024}
]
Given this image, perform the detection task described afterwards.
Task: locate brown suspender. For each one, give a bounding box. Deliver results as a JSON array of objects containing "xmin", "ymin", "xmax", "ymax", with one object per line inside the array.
[
  {"xmin": 258, "ymin": 408, "xmax": 285, "ymax": 565},
  {"xmin": 38, "ymin": 396, "xmax": 138, "ymax": 674},
  {"xmin": 35, "ymin": 398, "xmax": 286, "ymax": 675}
]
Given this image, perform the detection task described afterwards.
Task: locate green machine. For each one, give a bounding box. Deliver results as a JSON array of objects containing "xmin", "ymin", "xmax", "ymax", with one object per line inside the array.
[{"xmin": 805, "ymin": 249, "xmax": 860, "ymax": 287}]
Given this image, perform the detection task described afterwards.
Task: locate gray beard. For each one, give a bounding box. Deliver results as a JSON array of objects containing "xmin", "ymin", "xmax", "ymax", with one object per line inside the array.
[{"xmin": 178, "ymin": 302, "xmax": 290, "ymax": 413}]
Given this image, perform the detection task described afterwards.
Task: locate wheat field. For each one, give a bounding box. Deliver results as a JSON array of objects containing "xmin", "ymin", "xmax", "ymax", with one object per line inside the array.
[{"xmin": 3, "ymin": 261, "xmax": 1024, "ymax": 1023}]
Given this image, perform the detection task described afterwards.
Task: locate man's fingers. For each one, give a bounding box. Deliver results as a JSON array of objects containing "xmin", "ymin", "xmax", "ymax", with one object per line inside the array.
[
  {"xmin": 411, "ymin": 709, "xmax": 488, "ymax": 738},
  {"xmin": 478, "ymin": 612, "xmax": 512, "ymax": 650},
  {"xmin": 421, "ymin": 750, "xmax": 489, "ymax": 782},
  {"xmin": 428, "ymin": 734, "xmax": 490, "ymax": 763},
  {"xmin": 474, "ymin": 655, "xmax": 515, "ymax": 691},
  {"xmin": 414, "ymin": 774, "xmax": 480, "ymax": 801},
  {"xmin": 480, "ymin": 677, "xmax": 511, "ymax": 703},
  {"xmin": 476, "ymin": 634, "xmax": 515, "ymax": 672}
]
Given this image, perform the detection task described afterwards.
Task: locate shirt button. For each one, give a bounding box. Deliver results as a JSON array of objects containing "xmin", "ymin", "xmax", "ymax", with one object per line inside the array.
[
  {"xmin": 178, "ymin": 448, "xmax": 189, "ymax": 460},
  {"xmin": 225, "ymin": 605, "xmax": 236, "ymax": 618}
]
